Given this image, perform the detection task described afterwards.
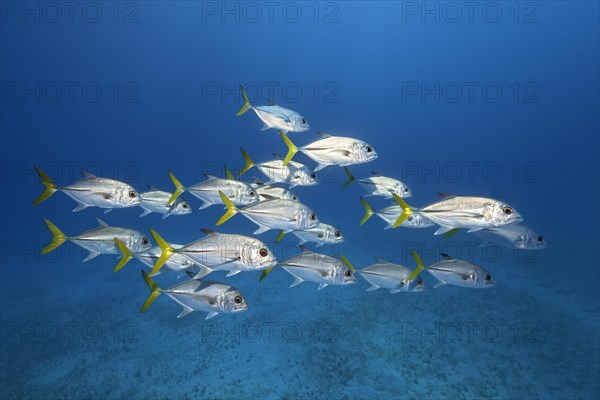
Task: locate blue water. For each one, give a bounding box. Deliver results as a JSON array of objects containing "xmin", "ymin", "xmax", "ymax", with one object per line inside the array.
[{"xmin": 1, "ymin": 2, "xmax": 599, "ymax": 399}]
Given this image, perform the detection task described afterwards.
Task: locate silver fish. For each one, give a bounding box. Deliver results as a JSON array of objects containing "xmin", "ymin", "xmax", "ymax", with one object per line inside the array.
[
  {"xmin": 148, "ymin": 229, "xmax": 277, "ymax": 277},
  {"xmin": 141, "ymin": 270, "xmax": 248, "ymax": 319},
  {"xmin": 139, "ymin": 186, "xmax": 191, "ymax": 219},
  {"xmin": 475, "ymin": 224, "xmax": 547, "ymax": 250},
  {"xmin": 426, "ymin": 254, "xmax": 495, "ymax": 289},
  {"xmin": 360, "ymin": 258, "xmax": 425, "ymax": 293},
  {"xmin": 167, "ymin": 171, "xmax": 259, "ymax": 210},
  {"xmin": 281, "ymin": 132, "xmax": 378, "ymax": 171},
  {"xmin": 359, "ymin": 197, "xmax": 434, "ymax": 229},
  {"xmin": 393, "ymin": 192, "xmax": 523, "ymax": 235},
  {"xmin": 249, "ymin": 181, "xmax": 300, "ymax": 202},
  {"xmin": 236, "ymin": 85, "xmax": 309, "ymax": 133},
  {"xmin": 217, "ymin": 192, "xmax": 319, "ymax": 234},
  {"xmin": 290, "ymin": 223, "xmax": 344, "ymax": 247},
  {"xmin": 34, "ymin": 168, "xmax": 140, "ymax": 213},
  {"xmin": 342, "ymin": 167, "xmax": 412, "ymax": 198},
  {"xmin": 41, "ymin": 218, "xmax": 151, "ymax": 261},
  {"xmin": 239, "ymin": 148, "xmax": 317, "ymax": 188},
  {"xmin": 279, "ymin": 246, "xmax": 357, "ymax": 290}
]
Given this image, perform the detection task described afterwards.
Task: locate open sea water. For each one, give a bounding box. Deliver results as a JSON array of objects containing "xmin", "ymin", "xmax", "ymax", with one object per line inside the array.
[{"xmin": 1, "ymin": 2, "xmax": 599, "ymax": 399}]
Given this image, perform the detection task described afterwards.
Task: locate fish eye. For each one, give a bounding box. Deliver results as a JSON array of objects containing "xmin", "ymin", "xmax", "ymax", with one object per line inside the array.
[
  {"xmin": 310, "ymin": 172, "xmax": 316, "ymax": 179},
  {"xmin": 249, "ymin": 191, "xmax": 256, "ymax": 197},
  {"xmin": 182, "ymin": 203, "xmax": 189, "ymax": 209},
  {"xmin": 259, "ymin": 248, "xmax": 268, "ymax": 257},
  {"xmin": 399, "ymin": 281, "xmax": 405, "ymax": 286},
  {"xmin": 344, "ymin": 270, "xmax": 352, "ymax": 277},
  {"xmin": 366, "ymin": 146, "xmax": 373, "ymax": 153},
  {"xmin": 537, "ymin": 235, "xmax": 543, "ymax": 242},
  {"xmin": 292, "ymin": 195, "xmax": 298, "ymax": 201},
  {"xmin": 128, "ymin": 190, "xmax": 137, "ymax": 198},
  {"xmin": 301, "ymin": 118, "xmax": 306, "ymax": 125},
  {"xmin": 503, "ymin": 207, "xmax": 513, "ymax": 215},
  {"xmin": 403, "ymin": 187, "xmax": 409, "ymax": 192},
  {"xmin": 142, "ymin": 237, "xmax": 149, "ymax": 246},
  {"xmin": 484, "ymin": 274, "xmax": 491, "ymax": 281},
  {"xmin": 417, "ymin": 279, "xmax": 423, "ymax": 285},
  {"xmin": 234, "ymin": 295, "xmax": 243, "ymax": 304},
  {"xmin": 334, "ymin": 231, "xmax": 341, "ymax": 238},
  {"xmin": 310, "ymin": 213, "xmax": 316, "ymax": 221}
]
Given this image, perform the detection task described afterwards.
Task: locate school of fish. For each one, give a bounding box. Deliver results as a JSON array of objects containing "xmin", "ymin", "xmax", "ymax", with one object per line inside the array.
[{"xmin": 34, "ymin": 85, "xmax": 546, "ymax": 319}]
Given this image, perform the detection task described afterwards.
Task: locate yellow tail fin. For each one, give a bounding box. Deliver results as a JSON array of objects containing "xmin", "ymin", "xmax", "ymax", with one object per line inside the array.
[
  {"xmin": 148, "ymin": 229, "xmax": 173, "ymax": 276},
  {"xmin": 33, "ymin": 167, "xmax": 58, "ymax": 206},
  {"xmin": 340, "ymin": 255, "xmax": 356, "ymax": 272},
  {"xmin": 359, "ymin": 197, "xmax": 374, "ymax": 225},
  {"xmin": 407, "ymin": 250, "xmax": 425, "ymax": 281},
  {"xmin": 341, "ymin": 167, "xmax": 355, "ymax": 189},
  {"xmin": 167, "ymin": 171, "xmax": 185, "ymax": 206},
  {"xmin": 259, "ymin": 266, "xmax": 276, "ymax": 282},
  {"xmin": 114, "ymin": 238, "xmax": 133, "ymax": 272},
  {"xmin": 280, "ymin": 131, "xmax": 298, "ymax": 165},
  {"xmin": 224, "ymin": 166, "xmax": 235, "ymax": 180},
  {"xmin": 239, "ymin": 148, "xmax": 255, "ymax": 176},
  {"xmin": 392, "ymin": 194, "xmax": 413, "ymax": 228},
  {"xmin": 140, "ymin": 270, "xmax": 162, "ymax": 313},
  {"xmin": 236, "ymin": 85, "xmax": 252, "ymax": 116},
  {"xmin": 41, "ymin": 219, "xmax": 66, "ymax": 254},
  {"xmin": 216, "ymin": 191, "xmax": 238, "ymax": 226}
]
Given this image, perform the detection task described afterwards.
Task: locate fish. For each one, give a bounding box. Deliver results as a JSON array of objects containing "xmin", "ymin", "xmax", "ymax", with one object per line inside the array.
[
  {"xmin": 280, "ymin": 131, "xmax": 378, "ymax": 171},
  {"xmin": 140, "ymin": 270, "xmax": 248, "ymax": 319},
  {"xmin": 342, "ymin": 167, "xmax": 412, "ymax": 198},
  {"xmin": 249, "ymin": 180, "xmax": 300, "ymax": 202},
  {"xmin": 239, "ymin": 148, "xmax": 317, "ymax": 188},
  {"xmin": 359, "ymin": 251, "xmax": 426, "ymax": 293},
  {"xmin": 146, "ymin": 229, "xmax": 277, "ymax": 277},
  {"xmin": 391, "ymin": 192, "xmax": 523, "ymax": 235},
  {"xmin": 425, "ymin": 253, "xmax": 495, "ymax": 289},
  {"xmin": 166, "ymin": 169, "xmax": 259, "ymax": 210},
  {"xmin": 41, "ymin": 218, "xmax": 151, "ymax": 261},
  {"xmin": 113, "ymin": 239, "xmax": 196, "ymax": 274},
  {"xmin": 216, "ymin": 191, "xmax": 319, "ymax": 234},
  {"xmin": 236, "ymin": 85, "xmax": 309, "ymax": 134},
  {"xmin": 284, "ymin": 223, "xmax": 345, "ymax": 247},
  {"xmin": 359, "ymin": 197, "xmax": 434, "ymax": 229},
  {"xmin": 474, "ymin": 224, "xmax": 547, "ymax": 250},
  {"xmin": 33, "ymin": 167, "xmax": 140, "ymax": 213},
  {"xmin": 269, "ymin": 246, "xmax": 357, "ymax": 290},
  {"xmin": 139, "ymin": 185, "xmax": 191, "ymax": 219}
]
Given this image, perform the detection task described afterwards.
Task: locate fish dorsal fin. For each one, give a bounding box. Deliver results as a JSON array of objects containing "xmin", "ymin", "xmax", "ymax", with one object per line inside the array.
[
  {"xmin": 437, "ymin": 192, "xmax": 456, "ymax": 199},
  {"xmin": 81, "ymin": 171, "xmax": 98, "ymax": 179},
  {"xmin": 441, "ymin": 253, "xmax": 454, "ymax": 260},
  {"xmin": 315, "ymin": 131, "xmax": 332, "ymax": 139},
  {"xmin": 260, "ymin": 194, "xmax": 277, "ymax": 201},
  {"xmin": 203, "ymin": 174, "xmax": 219, "ymax": 181},
  {"xmin": 200, "ymin": 228, "xmax": 219, "ymax": 236},
  {"xmin": 146, "ymin": 185, "xmax": 161, "ymax": 191},
  {"xmin": 299, "ymin": 245, "xmax": 314, "ymax": 254},
  {"xmin": 266, "ymin": 98, "xmax": 276, "ymax": 106},
  {"xmin": 371, "ymin": 172, "xmax": 382, "ymax": 177},
  {"xmin": 272, "ymin": 153, "xmax": 283, "ymax": 160},
  {"xmin": 95, "ymin": 217, "xmax": 109, "ymax": 227},
  {"xmin": 376, "ymin": 257, "xmax": 392, "ymax": 264}
]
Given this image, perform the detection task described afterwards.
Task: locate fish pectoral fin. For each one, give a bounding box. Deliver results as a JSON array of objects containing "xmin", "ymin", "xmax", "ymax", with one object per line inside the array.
[
  {"xmin": 206, "ymin": 311, "xmax": 219, "ymax": 320},
  {"xmin": 226, "ymin": 270, "xmax": 241, "ymax": 277},
  {"xmin": 318, "ymin": 283, "xmax": 328, "ymax": 290},
  {"xmin": 467, "ymin": 227, "xmax": 484, "ymax": 233},
  {"xmin": 103, "ymin": 208, "xmax": 112, "ymax": 214},
  {"xmin": 72, "ymin": 203, "xmax": 90, "ymax": 212},
  {"xmin": 177, "ymin": 305, "xmax": 194, "ymax": 318},
  {"xmin": 83, "ymin": 250, "xmax": 101, "ymax": 262},
  {"xmin": 260, "ymin": 123, "xmax": 270, "ymax": 131},
  {"xmin": 434, "ymin": 225, "xmax": 455, "ymax": 235},
  {"xmin": 92, "ymin": 192, "xmax": 113, "ymax": 200}
]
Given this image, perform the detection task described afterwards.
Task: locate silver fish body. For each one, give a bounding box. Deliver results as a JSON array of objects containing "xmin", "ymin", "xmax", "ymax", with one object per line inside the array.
[
  {"xmin": 253, "ymin": 160, "xmax": 317, "ymax": 188},
  {"xmin": 280, "ymin": 248, "xmax": 356, "ymax": 290},
  {"xmin": 238, "ymin": 199, "xmax": 319, "ymax": 234},
  {"xmin": 297, "ymin": 134, "xmax": 378, "ymax": 171},
  {"xmin": 253, "ymin": 105, "xmax": 310, "ymax": 133},
  {"xmin": 291, "ymin": 223, "xmax": 344, "ymax": 247},
  {"xmin": 59, "ymin": 172, "xmax": 140, "ymax": 212},
  {"xmin": 360, "ymin": 260, "xmax": 425, "ymax": 293},
  {"xmin": 139, "ymin": 187, "xmax": 191, "ymax": 218},
  {"xmin": 426, "ymin": 255, "xmax": 495, "ymax": 289},
  {"xmin": 475, "ymin": 224, "xmax": 547, "ymax": 250},
  {"xmin": 135, "ymin": 244, "xmax": 195, "ymax": 273},
  {"xmin": 376, "ymin": 206, "xmax": 435, "ymax": 230},
  {"xmin": 357, "ymin": 174, "xmax": 412, "ymax": 198},
  {"xmin": 186, "ymin": 176, "xmax": 259, "ymax": 209},
  {"xmin": 250, "ymin": 182, "xmax": 300, "ymax": 202}
]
